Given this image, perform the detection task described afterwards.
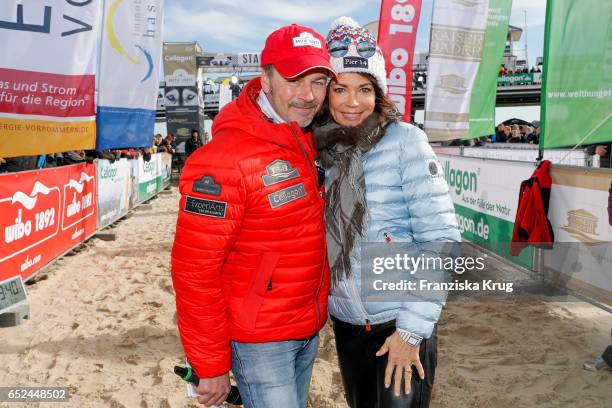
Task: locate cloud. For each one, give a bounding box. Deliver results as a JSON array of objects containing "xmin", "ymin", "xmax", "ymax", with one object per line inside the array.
[
  {"xmin": 164, "ymin": 0, "xmax": 378, "ymax": 51},
  {"xmin": 204, "ymin": 0, "xmax": 375, "ymax": 24},
  {"xmin": 164, "ymin": 7, "xmax": 271, "ymax": 49}
]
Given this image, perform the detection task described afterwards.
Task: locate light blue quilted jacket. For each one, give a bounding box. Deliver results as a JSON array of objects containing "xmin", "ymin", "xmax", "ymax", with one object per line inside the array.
[{"xmin": 326, "ymin": 121, "xmax": 461, "ymax": 338}]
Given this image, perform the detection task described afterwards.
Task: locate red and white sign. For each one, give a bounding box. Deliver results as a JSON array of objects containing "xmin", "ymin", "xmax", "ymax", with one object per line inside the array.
[
  {"xmin": 377, "ymin": 0, "xmax": 422, "ymax": 122},
  {"xmin": 0, "ymin": 163, "xmax": 97, "ymax": 281}
]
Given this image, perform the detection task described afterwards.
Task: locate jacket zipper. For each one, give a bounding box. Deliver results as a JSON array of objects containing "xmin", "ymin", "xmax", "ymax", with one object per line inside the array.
[
  {"xmin": 289, "ymin": 124, "xmax": 318, "ymax": 190},
  {"xmin": 349, "ymin": 272, "xmax": 371, "ymax": 330},
  {"xmin": 289, "ymin": 124, "xmax": 325, "ymax": 329},
  {"xmin": 348, "ymin": 233, "xmax": 396, "ymax": 332}
]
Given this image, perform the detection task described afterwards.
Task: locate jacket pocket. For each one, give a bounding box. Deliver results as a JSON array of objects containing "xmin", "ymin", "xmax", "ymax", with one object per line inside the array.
[{"xmin": 235, "ymin": 252, "xmax": 280, "ymax": 332}]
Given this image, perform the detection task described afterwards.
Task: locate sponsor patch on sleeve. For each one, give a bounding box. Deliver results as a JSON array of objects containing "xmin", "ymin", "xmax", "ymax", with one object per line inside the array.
[
  {"xmin": 268, "ymin": 183, "xmax": 306, "ymax": 208},
  {"xmin": 184, "ymin": 196, "xmax": 227, "ymax": 218},
  {"xmin": 193, "ymin": 175, "xmax": 222, "ymax": 196},
  {"xmin": 426, "ymin": 159, "xmax": 445, "ymax": 182}
]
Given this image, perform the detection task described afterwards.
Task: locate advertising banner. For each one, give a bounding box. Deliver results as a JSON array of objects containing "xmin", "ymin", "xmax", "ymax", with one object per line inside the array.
[
  {"xmin": 543, "ymin": 166, "xmax": 612, "ymax": 305},
  {"xmin": 377, "ymin": 0, "xmax": 422, "ymax": 122},
  {"xmin": 497, "ymin": 72, "xmax": 537, "ymax": 86},
  {"xmin": 425, "ymin": 0, "xmax": 489, "ymax": 141},
  {"xmin": 166, "ymin": 107, "xmax": 201, "ymax": 140},
  {"xmin": 159, "ymin": 152, "xmax": 172, "ymax": 189},
  {"xmin": 130, "ymin": 158, "xmax": 140, "ymax": 207},
  {"xmin": 96, "ymin": 0, "xmax": 164, "ymax": 150},
  {"xmin": 197, "ymin": 53, "xmax": 236, "ymax": 73},
  {"xmin": 96, "ymin": 158, "xmax": 131, "ymax": 228},
  {"xmin": 540, "ymin": 0, "xmax": 612, "ymax": 149},
  {"xmin": 136, "ymin": 155, "xmax": 160, "ymax": 203},
  {"xmin": 0, "ymin": 0, "xmax": 100, "ymax": 157},
  {"xmin": 0, "ymin": 163, "xmax": 97, "ymax": 281},
  {"xmin": 163, "ymin": 42, "xmax": 198, "ymax": 87},
  {"xmin": 467, "ymin": 0, "xmax": 512, "ymax": 139},
  {"xmin": 237, "ymin": 53, "xmax": 261, "ymax": 68},
  {"xmin": 437, "ymin": 154, "xmax": 534, "ymax": 269},
  {"xmin": 163, "ymin": 43, "xmax": 203, "ymax": 140}
]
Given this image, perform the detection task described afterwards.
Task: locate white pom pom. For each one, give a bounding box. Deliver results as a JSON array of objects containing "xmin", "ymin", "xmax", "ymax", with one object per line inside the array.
[{"xmin": 330, "ymin": 16, "xmax": 360, "ymax": 30}]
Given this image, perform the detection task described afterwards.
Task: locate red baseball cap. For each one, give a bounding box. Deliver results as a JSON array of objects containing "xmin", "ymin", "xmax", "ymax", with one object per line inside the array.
[{"xmin": 261, "ymin": 24, "xmax": 337, "ymax": 79}]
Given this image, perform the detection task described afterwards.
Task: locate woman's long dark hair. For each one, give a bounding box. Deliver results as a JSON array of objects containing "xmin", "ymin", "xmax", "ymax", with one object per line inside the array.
[{"xmin": 313, "ymin": 73, "xmax": 400, "ymax": 126}]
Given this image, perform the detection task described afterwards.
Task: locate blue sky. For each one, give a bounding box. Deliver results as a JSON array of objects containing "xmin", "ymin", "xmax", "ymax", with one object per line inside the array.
[{"xmin": 164, "ymin": 0, "xmax": 547, "ymax": 67}]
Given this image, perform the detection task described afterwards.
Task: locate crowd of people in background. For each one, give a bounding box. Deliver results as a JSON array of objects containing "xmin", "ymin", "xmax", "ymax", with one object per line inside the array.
[
  {"xmin": 493, "ymin": 122, "xmax": 540, "ymax": 144},
  {"xmin": 0, "ymin": 133, "xmax": 183, "ymax": 174},
  {"xmin": 499, "ymin": 64, "xmax": 542, "ymax": 75}
]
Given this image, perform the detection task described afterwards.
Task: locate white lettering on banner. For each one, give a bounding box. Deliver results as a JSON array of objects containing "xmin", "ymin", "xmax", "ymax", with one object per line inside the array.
[
  {"xmin": 21, "ymin": 254, "xmax": 42, "ymax": 272},
  {"xmin": 4, "ymin": 209, "xmax": 32, "ymax": 244},
  {"xmin": 82, "ymin": 192, "xmax": 93, "ymax": 210},
  {"xmin": 456, "ymin": 213, "xmax": 490, "ymax": 240},
  {"xmin": 71, "ymin": 227, "xmax": 85, "ymax": 240},
  {"xmin": 34, "ymin": 208, "xmax": 55, "ymax": 232},
  {"xmin": 66, "ymin": 193, "xmax": 81, "ymax": 217},
  {"xmin": 380, "ymin": 0, "xmax": 421, "ymax": 119},
  {"xmin": 146, "ymin": 182, "xmax": 156, "ymax": 194}
]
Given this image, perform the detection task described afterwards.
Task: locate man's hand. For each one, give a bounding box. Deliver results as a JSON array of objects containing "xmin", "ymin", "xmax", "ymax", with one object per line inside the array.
[
  {"xmin": 376, "ymin": 331, "xmax": 425, "ymax": 396},
  {"xmin": 595, "ymin": 145, "xmax": 608, "ymax": 156},
  {"xmin": 195, "ymin": 372, "xmax": 230, "ymax": 406}
]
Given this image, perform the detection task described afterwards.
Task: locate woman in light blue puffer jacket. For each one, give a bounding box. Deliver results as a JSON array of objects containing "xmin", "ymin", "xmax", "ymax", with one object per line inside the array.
[{"xmin": 313, "ymin": 17, "xmax": 461, "ymax": 408}]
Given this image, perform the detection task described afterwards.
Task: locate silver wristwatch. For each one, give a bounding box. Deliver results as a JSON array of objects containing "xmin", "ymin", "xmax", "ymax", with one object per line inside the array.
[{"xmin": 397, "ymin": 329, "xmax": 423, "ymax": 347}]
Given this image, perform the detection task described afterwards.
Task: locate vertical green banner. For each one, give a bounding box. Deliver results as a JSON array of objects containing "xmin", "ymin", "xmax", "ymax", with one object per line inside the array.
[
  {"xmin": 467, "ymin": 0, "xmax": 513, "ymax": 139},
  {"xmin": 541, "ymin": 0, "xmax": 612, "ymax": 149}
]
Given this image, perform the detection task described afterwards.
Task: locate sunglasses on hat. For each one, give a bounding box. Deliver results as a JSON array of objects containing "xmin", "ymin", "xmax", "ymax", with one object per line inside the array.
[{"xmin": 328, "ymin": 40, "xmax": 377, "ymax": 59}]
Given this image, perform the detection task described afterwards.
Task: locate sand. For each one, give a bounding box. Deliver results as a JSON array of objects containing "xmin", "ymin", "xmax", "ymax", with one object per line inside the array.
[{"xmin": 0, "ymin": 186, "xmax": 610, "ymax": 407}]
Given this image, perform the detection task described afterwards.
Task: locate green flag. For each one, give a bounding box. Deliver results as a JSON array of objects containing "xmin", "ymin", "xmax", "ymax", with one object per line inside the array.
[
  {"xmin": 541, "ymin": 0, "xmax": 612, "ymax": 149},
  {"xmin": 467, "ymin": 0, "xmax": 513, "ymax": 140}
]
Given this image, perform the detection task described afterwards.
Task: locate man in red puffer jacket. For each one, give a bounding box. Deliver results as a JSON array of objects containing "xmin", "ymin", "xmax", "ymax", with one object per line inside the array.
[{"xmin": 171, "ymin": 24, "xmax": 336, "ymax": 408}]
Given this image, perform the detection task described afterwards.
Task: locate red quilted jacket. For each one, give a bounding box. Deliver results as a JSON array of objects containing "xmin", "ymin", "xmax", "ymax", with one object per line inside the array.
[{"xmin": 171, "ymin": 78, "xmax": 329, "ymax": 378}]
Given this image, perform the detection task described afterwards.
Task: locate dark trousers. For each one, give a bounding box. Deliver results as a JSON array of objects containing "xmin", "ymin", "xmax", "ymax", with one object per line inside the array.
[{"xmin": 332, "ymin": 316, "xmax": 437, "ymax": 408}]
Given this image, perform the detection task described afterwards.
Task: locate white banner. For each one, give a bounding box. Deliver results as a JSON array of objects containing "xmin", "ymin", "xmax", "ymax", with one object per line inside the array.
[
  {"xmin": 0, "ymin": 0, "xmax": 100, "ymax": 157},
  {"xmin": 237, "ymin": 53, "xmax": 261, "ymax": 67},
  {"xmin": 96, "ymin": 158, "xmax": 131, "ymax": 228},
  {"xmin": 96, "ymin": 0, "xmax": 164, "ymax": 150},
  {"xmin": 425, "ymin": 0, "xmax": 489, "ymax": 141},
  {"xmin": 218, "ymin": 83, "xmax": 232, "ymax": 111},
  {"xmin": 543, "ymin": 167, "xmax": 612, "ymax": 304},
  {"xmin": 437, "ymin": 154, "xmax": 535, "ymax": 269}
]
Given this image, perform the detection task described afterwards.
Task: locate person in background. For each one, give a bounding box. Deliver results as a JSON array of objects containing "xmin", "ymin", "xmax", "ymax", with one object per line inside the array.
[
  {"xmin": 508, "ymin": 125, "xmax": 523, "ymax": 143},
  {"xmin": 494, "ymin": 123, "xmax": 506, "ymax": 143},
  {"xmin": 162, "ymin": 134, "xmax": 176, "ymax": 155},
  {"xmin": 520, "ymin": 125, "xmax": 532, "ymax": 140},
  {"xmin": 588, "ymin": 143, "xmax": 611, "ymax": 168},
  {"xmin": 526, "ymin": 126, "xmax": 540, "ymax": 145},
  {"xmin": 152, "ymin": 134, "xmax": 164, "ymax": 153},
  {"xmin": 0, "ymin": 155, "xmax": 37, "ymax": 173},
  {"xmin": 185, "ymin": 129, "xmax": 203, "ymax": 157}
]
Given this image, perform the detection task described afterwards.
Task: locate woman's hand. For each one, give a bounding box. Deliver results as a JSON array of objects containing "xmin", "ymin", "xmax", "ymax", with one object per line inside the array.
[{"xmin": 376, "ymin": 331, "xmax": 425, "ymax": 396}]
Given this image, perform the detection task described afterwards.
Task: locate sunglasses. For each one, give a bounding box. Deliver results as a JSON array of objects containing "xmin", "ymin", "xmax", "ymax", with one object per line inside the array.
[{"xmin": 328, "ymin": 40, "xmax": 377, "ymax": 59}]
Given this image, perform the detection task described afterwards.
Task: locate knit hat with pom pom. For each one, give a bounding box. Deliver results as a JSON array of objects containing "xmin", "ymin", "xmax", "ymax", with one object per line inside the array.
[{"xmin": 326, "ymin": 16, "xmax": 387, "ymax": 92}]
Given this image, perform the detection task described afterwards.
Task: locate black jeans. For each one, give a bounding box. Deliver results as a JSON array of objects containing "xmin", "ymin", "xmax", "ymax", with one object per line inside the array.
[{"xmin": 332, "ymin": 316, "xmax": 437, "ymax": 408}]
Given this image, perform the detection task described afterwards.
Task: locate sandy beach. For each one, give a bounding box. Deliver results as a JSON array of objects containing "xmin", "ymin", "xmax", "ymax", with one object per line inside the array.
[{"xmin": 1, "ymin": 186, "xmax": 610, "ymax": 407}]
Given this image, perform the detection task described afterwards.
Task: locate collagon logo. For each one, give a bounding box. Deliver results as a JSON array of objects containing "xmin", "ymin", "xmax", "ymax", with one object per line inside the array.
[
  {"xmin": 443, "ymin": 161, "xmax": 478, "ymax": 195},
  {"xmin": 106, "ymin": 0, "xmax": 159, "ymax": 82}
]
